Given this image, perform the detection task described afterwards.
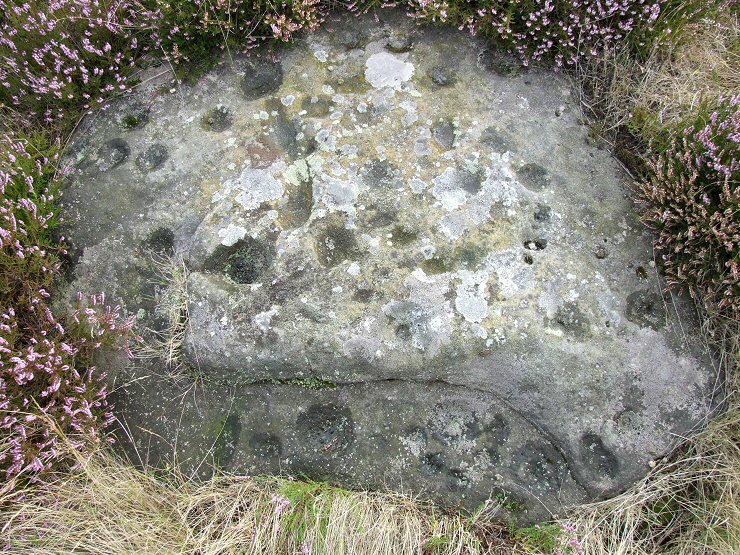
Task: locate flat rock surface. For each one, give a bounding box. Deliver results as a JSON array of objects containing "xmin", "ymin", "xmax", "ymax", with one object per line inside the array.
[{"xmin": 60, "ymin": 8, "xmax": 718, "ymax": 521}]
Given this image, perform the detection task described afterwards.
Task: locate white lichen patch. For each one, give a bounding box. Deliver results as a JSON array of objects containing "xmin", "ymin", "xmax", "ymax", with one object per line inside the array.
[
  {"xmin": 344, "ymin": 316, "xmax": 384, "ymax": 361},
  {"xmin": 400, "ymin": 100, "xmax": 418, "ymax": 126},
  {"xmin": 315, "ymin": 128, "xmax": 337, "ymax": 151},
  {"xmin": 455, "ymin": 270, "xmax": 490, "ymax": 323},
  {"xmin": 400, "ymin": 429, "xmax": 427, "ymax": 457},
  {"xmin": 282, "ymin": 159, "xmax": 310, "ymax": 186},
  {"xmin": 431, "ymin": 167, "xmax": 469, "ymax": 211},
  {"xmin": 365, "ymin": 52, "xmax": 414, "ymax": 88},
  {"xmin": 439, "ymin": 212, "xmax": 471, "ymax": 242},
  {"xmin": 383, "ymin": 271, "xmax": 455, "ymax": 355},
  {"xmin": 485, "ymin": 250, "xmax": 535, "ymax": 299},
  {"xmin": 409, "ymin": 176, "xmax": 427, "ymax": 193},
  {"xmin": 254, "ymin": 307, "xmax": 279, "ymax": 333},
  {"xmin": 219, "ymin": 166, "xmax": 284, "ymax": 211},
  {"xmin": 315, "ymin": 175, "xmax": 360, "ymax": 214},
  {"xmin": 537, "ymin": 278, "xmax": 582, "ymax": 318},
  {"xmin": 217, "ymin": 223, "xmax": 248, "ymax": 246}
]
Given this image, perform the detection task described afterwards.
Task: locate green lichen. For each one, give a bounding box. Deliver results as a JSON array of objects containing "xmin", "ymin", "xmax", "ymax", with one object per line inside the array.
[
  {"xmin": 210, "ymin": 412, "xmax": 241, "ymax": 469},
  {"xmin": 421, "ymin": 256, "xmax": 453, "ymax": 275},
  {"xmin": 315, "ymin": 221, "xmax": 358, "ymax": 267},
  {"xmin": 492, "ymin": 490, "xmax": 525, "ymax": 514},
  {"xmin": 330, "ymin": 69, "xmax": 369, "ymax": 94},
  {"xmin": 270, "ymin": 377, "xmax": 337, "ymax": 390},
  {"xmin": 455, "ymin": 243, "xmax": 488, "ymax": 268},
  {"xmin": 390, "ymin": 225, "xmax": 418, "ymax": 246},
  {"xmin": 121, "ymin": 114, "xmax": 143, "ymax": 129},
  {"xmin": 222, "ymin": 238, "xmax": 272, "ymax": 284}
]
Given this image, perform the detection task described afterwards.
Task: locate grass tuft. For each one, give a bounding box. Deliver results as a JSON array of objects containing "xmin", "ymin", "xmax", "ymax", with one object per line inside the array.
[
  {"xmin": 133, "ymin": 255, "xmax": 192, "ymax": 377},
  {"xmin": 0, "ymin": 431, "xmax": 517, "ymax": 554}
]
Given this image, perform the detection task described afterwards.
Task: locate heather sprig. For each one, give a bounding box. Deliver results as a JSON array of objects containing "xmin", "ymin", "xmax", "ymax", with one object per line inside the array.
[
  {"xmin": 1, "ymin": 134, "xmax": 137, "ymax": 479},
  {"xmin": 0, "ymin": 0, "xmax": 151, "ymax": 133},
  {"xmin": 639, "ymin": 94, "xmax": 740, "ymax": 317},
  {"xmin": 405, "ymin": 0, "xmax": 725, "ymax": 67}
]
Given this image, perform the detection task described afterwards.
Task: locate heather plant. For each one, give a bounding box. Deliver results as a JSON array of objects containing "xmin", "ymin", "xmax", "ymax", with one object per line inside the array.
[
  {"xmin": 0, "ymin": 135, "xmax": 62, "ymax": 322},
  {"xmin": 146, "ymin": 0, "xmax": 327, "ymax": 82},
  {"xmin": 0, "ymin": 292, "xmax": 136, "ymax": 478},
  {"xmin": 638, "ymin": 95, "xmax": 740, "ymax": 319},
  {"xmin": 403, "ymin": 0, "xmax": 725, "ymax": 67},
  {"xmin": 0, "ymin": 0, "xmax": 149, "ymax": 133},
  {"xmin": 0, "ymin": 135, "xmax": 136, "ymax": 480}
]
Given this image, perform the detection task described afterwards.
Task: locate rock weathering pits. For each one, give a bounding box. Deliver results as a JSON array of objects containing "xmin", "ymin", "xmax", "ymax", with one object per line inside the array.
[{"xmin": 60, "ymin": 8, "xmax": 717, "ymax": 521}]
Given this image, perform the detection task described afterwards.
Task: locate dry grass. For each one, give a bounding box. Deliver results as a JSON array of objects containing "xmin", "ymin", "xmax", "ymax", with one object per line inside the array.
[
  {"xmin": 577, "ymin": 11, "xmax": 739, "ymax": 143},
  {"xmin": 133, "ymin": 254, "xmax": 192, "ymax": 377},
  {"xmin": 0, "ymin": 435, "xmax": 517, "ymax": 554}
]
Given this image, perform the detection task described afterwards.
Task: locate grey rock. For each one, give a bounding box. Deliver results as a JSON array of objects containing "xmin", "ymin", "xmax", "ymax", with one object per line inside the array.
[
  {"xmin": 386, "ymin": 32, "xmax": 412, "ymax": 53},
  {"xmin": 110, "ymin": 377, "xmax": 588, "ymax": 522},
  {"xmin": 59, "ymin": 8, "xmax": 718, "ymax": 523},
  {"xmin": 136, "ymin": 143, "xmax": 168, "ymax": 171},
  {"xmin": 241, "ymin": 61, "xmax": 283, "ymax": 99}
]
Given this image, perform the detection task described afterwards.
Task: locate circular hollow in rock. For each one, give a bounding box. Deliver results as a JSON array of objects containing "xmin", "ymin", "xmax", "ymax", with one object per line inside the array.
[
  {"xmin": 96, "ymin": 138, "xmax": 129, "ymax": 171},
  {"xmin": 203, "ymin": 237, "xmax": 274, "ymax": 285},
  {"xmin": 297, "ymin": 403, "xmax": 355, "ymax": 454},
  {"xmin": 241, "ymin": 62, "xmax": 283, "ymax": 100},
  {"xmin": 200, "ymin": 106, "xmax": 233, "ymax": 132}
]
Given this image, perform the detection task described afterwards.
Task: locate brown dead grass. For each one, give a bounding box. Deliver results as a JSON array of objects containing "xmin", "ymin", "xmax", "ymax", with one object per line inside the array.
[
  {"xmin": 132, "ymin": 255, "xmax": 192, "ymax": 377},
  {"xmin": 578, "ymin": 12, "xmax": 739, "ymax": 142},
  {"xmin": 0, "ymin": 436, "xmax": 517, "ymax": 555}
]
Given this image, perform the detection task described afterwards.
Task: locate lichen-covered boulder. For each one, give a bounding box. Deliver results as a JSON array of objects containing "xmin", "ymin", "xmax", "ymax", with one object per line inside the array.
[{"xmin": 60, "ymin": 8, "xmax": 717, "ymax": 522}]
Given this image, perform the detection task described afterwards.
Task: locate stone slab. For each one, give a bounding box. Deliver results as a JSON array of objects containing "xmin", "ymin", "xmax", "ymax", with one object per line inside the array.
[{"xmin": 59, "ymin": 7, "xmax": 718, "ymax": 522}]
